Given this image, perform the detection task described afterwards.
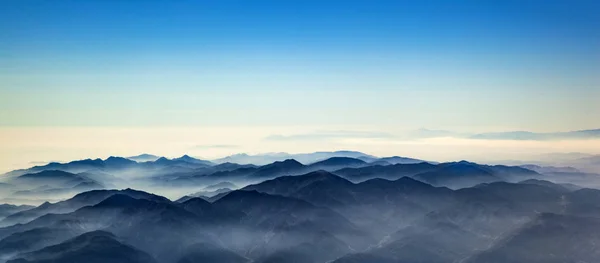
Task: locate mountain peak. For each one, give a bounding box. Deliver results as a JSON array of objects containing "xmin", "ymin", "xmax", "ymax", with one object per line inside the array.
[
  {"xmin": 93, "ymin": 194, "xmax": 149, "ymax": 208},
  {"xmin": 312, "ymin": 157, "xmax": 366, "ymax": 166},
  {"xmin": 280, "ymin": 159, "xmax": 304, "ymax": 166}
]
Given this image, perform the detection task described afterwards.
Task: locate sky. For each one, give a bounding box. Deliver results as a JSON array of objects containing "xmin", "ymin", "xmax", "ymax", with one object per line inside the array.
[{"xmin": 0, "ymin": 0, "xmax": 599, "ymax": 171}]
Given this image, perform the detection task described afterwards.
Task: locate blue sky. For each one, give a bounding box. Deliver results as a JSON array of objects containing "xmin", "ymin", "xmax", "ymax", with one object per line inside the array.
[
  {"xmin": 0, "ymin": 0, "xmax": 599, "ymax": 170},
  {"xmin": 1, "ymin": 0, "xmax": 599, "ymax": 129}
]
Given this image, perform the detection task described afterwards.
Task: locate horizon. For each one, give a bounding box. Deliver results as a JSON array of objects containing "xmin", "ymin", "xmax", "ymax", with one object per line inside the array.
[
  {"xmin": 1, "ymin": 126, "xmax": 600, "ymax": 173},
  {"xmin": 4, "ymin": 146, "xmax": 599, "ymax": 174},
  {"xmin": 2, "ymin": 1, "xmax": 599, "ymax": 172}
]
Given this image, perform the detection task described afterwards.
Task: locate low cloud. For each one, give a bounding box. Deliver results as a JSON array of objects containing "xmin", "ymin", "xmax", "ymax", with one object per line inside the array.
[
  {"xmin": 412, "ymin": 128, "xmax": 600, "ymax": 141},
  {"xmin": 264, "ymin": 130, "xmax": 395, "ymax": 141},
  {"xmin": 191, "ymin": 144, "xmax": 239, "ymax": 150}
]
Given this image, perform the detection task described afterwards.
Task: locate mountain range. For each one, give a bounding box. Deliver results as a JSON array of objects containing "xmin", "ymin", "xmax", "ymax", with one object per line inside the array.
[
  {"xmin": 0, "ymin": 170, "xmax": 599, "ymax": 263},
  {"xmin": 1, "ymin": 151, "xmax": 600, "ymax": 262}
]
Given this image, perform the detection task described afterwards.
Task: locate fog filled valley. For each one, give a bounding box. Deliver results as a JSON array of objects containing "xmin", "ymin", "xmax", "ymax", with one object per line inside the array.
[{"xmin": 0, "ymin": 151, "xmax": 599, "ymax": 263}]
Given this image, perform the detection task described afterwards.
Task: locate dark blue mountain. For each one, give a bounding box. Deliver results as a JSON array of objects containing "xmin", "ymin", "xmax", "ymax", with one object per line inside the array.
[
  {"xmin": 334, "ymin": 162, "xmax": 437, "ymax": 182},
  {"xmin": 378, "ymin": 156, "xmax": 430, "ymax": 164},
  {"xmin": 250, "ymin": 159, "xmax": 306, "ymax": 178},
  {"xmin": 307, "ymin": 157, "xmax": 367, "ymax": 171},
  {"xmin": 6, "ymin": 230, "xmax": 157, "ymax": 263},
  {"xmin": 1, "ymin": 188, "xmax": 169, "ymax": 226},
  {"xmin": 172, "ymin": 155, "xmax": 214, "ymax": 166},
  {"xmin": 0, "ymin": 204, "xmax": 34, "ymax": 219}
]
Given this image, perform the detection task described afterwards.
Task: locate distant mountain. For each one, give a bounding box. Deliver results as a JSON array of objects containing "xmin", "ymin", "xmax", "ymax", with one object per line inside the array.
[
  {"xmin": 413, "ymin": 161, "xmax": 539, "ymax": 188},
  {"xmin": 203, "ymin": 181, "xmax": 237, "ymax": 191},
  {"xmin": 377, "ymin": 156, "xmax": 432, "ymax": 164},
  {"xmin": 15, "ymin": 170, "xmax": 94, "ymax": 185},
  {"xmin": 172, "ymin": 155, "xmax": 214, "ymax": 166},
  {"xmin": 10, "ymin": 181, "xmax": 104, "ymax": 199},
  {"xmin": 414, "ymin": 161, "xmax": 502, "ymax": 188},
  {"xmin": 126, "ymin": 154, "xmax": 161, "ymax": 162},
  {"xmin": 519, "ymin": 164, "xmax": 580, "ymax": 174},
  {"xmin": 518, "ymin": 179, "xmax": 574, "ymax": 193},
  {"xmin": 104, "ymin": 156, "xmax": 138, "ymax": 167},
  {"xmin": 7, "ymin": 170, "xmax": 105, "ymax": 195},
  {"xmin": 213, "ymin": 151, "xmax": 377, "ymax": 165},
  {"xmin": 7, "ymin": 230, "xmax": 158, "ymax": 263},
  {"xmin": 4, "ymin": 159, "xmax": 107, "ymax": 177},
  {"xmin": 3, "ymin": 156, "xmax": 213, "ymax": 181},
  {"xmin": 250, "ymin": 159, "xmax": 306, "ymax": 179},
  {"xmin": 307, "ymin": 157, "xmax": 367, "ymax": 171},
  {"xmin": 334, "ymin": 162, "xmax": 437, "ymax": 182}
]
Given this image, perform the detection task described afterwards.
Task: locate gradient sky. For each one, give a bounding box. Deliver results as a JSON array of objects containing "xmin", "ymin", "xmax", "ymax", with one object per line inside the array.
[{"xmin": 1, "ymin": 0, "xmax": 599, "ymax": 171}]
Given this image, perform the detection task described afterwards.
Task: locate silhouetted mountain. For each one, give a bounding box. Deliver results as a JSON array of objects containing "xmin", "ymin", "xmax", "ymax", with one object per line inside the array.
[
  {"xmin": 6, "ymin": 231, "xmax": 157, "ymax": 263},
  {"xmin": 250, "ymin": 159, "xmax": 306, "ymax": 179},
  {"xmin": 378, "ymin": 156, "xmax": 430, "ymax": 164},
  {"xmin": 414, "ymin": 161, "xmax": 501, "ymax": 188},
  {"xmin": 243, "ymin": 170, "xmax": 354, "ymax": 198},
  {"xmin": 4, "ymin": 159, "xmax": 106, "ymax": 177},
  {"xmin": 1, "ymin": 169, "xmax": 598, "ymax": 263},
  {"xmin": 244, "ymin": 171, "xmax": 454, "ymax": 239},
  {"xmin": 13, "ymin": 170, "xmax": 96, "ymax": 187},
  {"xmin": 172, "ymin": 155, "xmax": 214, "ymax": 166},
  {"xmin": 413, "ymin": 161, "xmax": 539, "ymax": 188},
  {"xmin": 104, "ymin": 156, "xmax": 138, "ymax": 167},
  {"xmin": 0, "ymin": 194, "xmax": 217, "ymax": 263},
  {"xmin": 334, "ymin": 162, "xmax": 437, "ymax": 182},
  {"xmin": 213, "ymin": 151, "xmax": 377, "ymax": 165},
  {"xmin": 1, "ymin": 188, "xmax": 169, "ymax": 226},
  {"xmin": 308, "ymin": 157, "xmax": 367, "ymax": 171}
]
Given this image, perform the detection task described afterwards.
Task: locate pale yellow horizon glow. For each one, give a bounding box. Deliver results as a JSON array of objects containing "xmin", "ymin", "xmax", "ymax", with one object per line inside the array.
[{"xmin": 1, "ymin": 126, "xmax": 599, "ymax": 174}]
